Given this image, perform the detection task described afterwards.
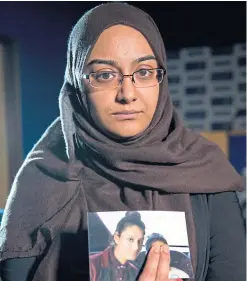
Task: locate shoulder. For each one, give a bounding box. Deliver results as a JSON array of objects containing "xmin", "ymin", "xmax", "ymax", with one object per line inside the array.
[
  {"xmin": 89, "ymin": 251, "xmax": 105, "ymax": 281},
  {"xmin": 18, "ymin": 117, "xmax": 66, "ymax": 170},
  {"xmin": 29, "ymin": 117, "xmax": 65, "ymax": 157},
  {"xmin": 12, "ymin": 117, "xmax": 70, "ymax": 184},
  {"xmin": 89, "ymin": 251, "xmax": 104, "ymax": 278},
  {"xmin": 90, "ymin": 247, "xmax": 111, "ymax": 267},
  {"xmin": 127, "ymin": 261, "xmax": 138, "ymax": 272},
  {"xmin": 90, "ymin": 251, "xmax": 104, "ymax": 262}
]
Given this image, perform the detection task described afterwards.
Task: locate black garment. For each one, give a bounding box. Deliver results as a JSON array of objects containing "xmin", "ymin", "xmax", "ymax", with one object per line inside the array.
[
  {"xmin": 0, "ymin": 257, "xmax": 35, "ymax": 281},
  {"xmin": 205, "ymin": 192, "xmax": 246, "ymax": 281},
  {"xmin": 236, "ymin": 189, "xmax": 246, "ymax": 223},
  {"xmin": 0, "ymin": 192, "xmax": 245, "ymax": 281}
]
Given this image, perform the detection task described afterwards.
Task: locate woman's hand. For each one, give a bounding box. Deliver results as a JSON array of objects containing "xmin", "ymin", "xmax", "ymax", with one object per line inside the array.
[{"xmin": 138, "ymin": 244, "xmax": 182, "ymax": 281}]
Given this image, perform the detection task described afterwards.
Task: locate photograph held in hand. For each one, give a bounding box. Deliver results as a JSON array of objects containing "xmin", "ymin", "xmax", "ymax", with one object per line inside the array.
[{"xmin": 87, "ymin": 211, "xmax": 193, "ymax": 281}]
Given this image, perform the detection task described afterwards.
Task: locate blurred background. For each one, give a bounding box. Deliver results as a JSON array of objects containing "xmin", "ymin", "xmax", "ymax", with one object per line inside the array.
[{"xmin": 0, "ymin": 1, "xmax": 246, "ymax": 214}]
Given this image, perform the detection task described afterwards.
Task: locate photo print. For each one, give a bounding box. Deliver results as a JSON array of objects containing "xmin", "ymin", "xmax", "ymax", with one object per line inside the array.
[{"xmin": 87, "ymin": 210, "xmax": 194, "ymax": 281}]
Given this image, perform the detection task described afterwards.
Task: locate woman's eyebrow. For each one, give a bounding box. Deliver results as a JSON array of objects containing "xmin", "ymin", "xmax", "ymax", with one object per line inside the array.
[
  {"xmin": 134, "ymin": 55, "xmax": 156, "ymax": 64},
  {"xmin": 126, "ymin": 235, "xmax": 143, "ymax": 240},
  {"xmin": 86, "ymin": 55, "xmax": 157, "ymax": 68},
  {"xmin": 86, "ymin": 59, "xmax": 119, "ymax": 67}
]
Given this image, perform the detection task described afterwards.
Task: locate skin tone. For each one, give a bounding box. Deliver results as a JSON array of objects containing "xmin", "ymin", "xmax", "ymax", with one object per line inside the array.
[
  {"xmin": 150, "ymin": 241, "xmax": 171, "ymax": 273},
  {"xmin": 138, "ymin": 243, "xmax": 182, "ymax": 281},
  {"xmin": 151, "ymin": 240, "xmax": 167, "ymax": 250},
  {"xmin": 83, "ymin": 24, "xmax": 160, "ymax": 139},
  {"xmin": 150, "ymin": 241, "xmax": 189, "ymax": 279},
  {"xmin": 113, "ymin": 225, "xmax": 144, "ymax": 264}
]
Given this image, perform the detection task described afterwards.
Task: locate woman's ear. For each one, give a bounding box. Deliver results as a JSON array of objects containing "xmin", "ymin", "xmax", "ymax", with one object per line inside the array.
[{"xmin": 114, "ymin": 232, "xmax": 120, "ymax": 245}]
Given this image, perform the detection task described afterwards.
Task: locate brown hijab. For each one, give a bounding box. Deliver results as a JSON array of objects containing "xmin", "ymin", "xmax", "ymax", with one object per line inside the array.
[
  {"xmin": 61, "ymin": 2, "xmax": 242, "ymax": 194},
  {"xmin": 0, "ymin": 3, "xmax": 243, "ymax": 280}
]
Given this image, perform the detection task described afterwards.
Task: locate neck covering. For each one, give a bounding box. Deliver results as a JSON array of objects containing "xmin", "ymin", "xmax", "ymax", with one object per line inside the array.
[{"xmin": 0, "ymin": 3, "xmax": 244, "ymax": 280}]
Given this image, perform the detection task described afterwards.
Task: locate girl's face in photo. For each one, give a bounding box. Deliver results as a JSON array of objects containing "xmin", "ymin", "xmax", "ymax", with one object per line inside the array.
[{"xmin": 114, "ymin": 225, "xmax": 144, "ymax": 262}]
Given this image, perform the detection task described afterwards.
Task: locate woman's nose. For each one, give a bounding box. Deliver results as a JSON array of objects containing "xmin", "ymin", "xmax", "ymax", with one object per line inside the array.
[
  {"xmin": 132, "ymin": 241, "xmax": 139, "ymax": 252},
  {"xmin": 116, "ymin": 76, "xmax": 137, "ymax": 103}
]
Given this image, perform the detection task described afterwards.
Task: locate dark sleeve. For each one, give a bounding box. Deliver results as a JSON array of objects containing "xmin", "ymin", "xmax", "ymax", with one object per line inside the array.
[
  {"xmin": 0, "ymin": 257, "xmax": 36, "ymax": 281},
  {"xmin": 236, "ymin": 189, "xmax": 246, "ymax": 223},
  {"xmin": 206, "ymin": 191, "xmax": 246, "ymax": 281}
]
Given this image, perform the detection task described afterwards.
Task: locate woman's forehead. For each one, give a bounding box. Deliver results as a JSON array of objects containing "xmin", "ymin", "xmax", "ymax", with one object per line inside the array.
[
  {"xmin": 121, "ymin": 225, "xmax": 144, "ymax": 236},
  {"xmin": 86, "ymin": 25, "xmax": 156, "ymax": 66}
]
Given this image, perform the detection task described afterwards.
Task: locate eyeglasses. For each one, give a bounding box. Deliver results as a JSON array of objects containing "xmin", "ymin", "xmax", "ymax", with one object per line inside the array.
[{"xmin": 82, "ymin": 68, "xmax": 166, "ymax": 90}]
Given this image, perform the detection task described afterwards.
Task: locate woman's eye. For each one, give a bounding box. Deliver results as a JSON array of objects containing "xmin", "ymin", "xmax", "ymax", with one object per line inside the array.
[
  {"xmin": 136, "ymin": 69, "xmax": 153, "ymax": 77},
  {"xmin": 128, "ymin": 238, "xmax": 134, "ymax": 242},
  {"xmin": 95, "ymin": 72, "xmax": 115, "ymax": 81}
]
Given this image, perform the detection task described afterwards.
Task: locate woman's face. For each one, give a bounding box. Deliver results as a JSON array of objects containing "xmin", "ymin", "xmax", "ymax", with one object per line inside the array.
[
  {"xmin": 84, "ymin": 24, "xmax": 160, "ymax": 138},
  {"xmin": 114, "ymin": 225, "xmax": 144, "ymax": 261}
]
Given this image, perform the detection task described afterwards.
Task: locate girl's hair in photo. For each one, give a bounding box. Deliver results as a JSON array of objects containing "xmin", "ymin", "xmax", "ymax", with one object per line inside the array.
[
  {"xmin": 115, "ymin": 211, "xmax": 146, "ymax": 236},
  {"xmin": 145, "ymin": 233, "xmax": 168, "ymax": 252}
]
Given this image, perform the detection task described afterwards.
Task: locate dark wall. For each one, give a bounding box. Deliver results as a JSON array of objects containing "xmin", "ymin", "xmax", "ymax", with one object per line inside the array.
[{"xmin": 0, "ymin": 1, "xmax": 245, "ymax": 156}]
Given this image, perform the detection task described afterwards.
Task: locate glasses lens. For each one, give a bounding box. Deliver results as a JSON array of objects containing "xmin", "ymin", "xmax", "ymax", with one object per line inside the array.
[
  {"xmin": 90, "ymin": 71, "xmax": 120, "ymax": 89},
  {"xmin": 88, "ymin": 69, "xmax": 165, "ymax": 89},
  {"xmin": 134, "ymin": 69, "xmax": 164, "ymax": 88}
]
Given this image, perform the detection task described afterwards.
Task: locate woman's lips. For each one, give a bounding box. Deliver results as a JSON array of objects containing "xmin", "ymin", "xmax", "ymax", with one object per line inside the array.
[{"xmin": 112, "ymin": 110, "xmax": 142, "ymax": 120}]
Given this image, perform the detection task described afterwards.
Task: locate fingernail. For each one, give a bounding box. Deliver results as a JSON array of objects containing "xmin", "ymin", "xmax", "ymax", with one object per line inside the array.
[
  {"xmin": 154, "ymin": 245, "xmax": 160, "ymax": 253},
  {"xmin": 162, "ymin": 244, "xmax": 169, "ymax": 253}
]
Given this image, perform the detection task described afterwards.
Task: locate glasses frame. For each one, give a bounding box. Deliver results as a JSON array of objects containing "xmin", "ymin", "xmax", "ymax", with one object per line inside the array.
[{"xmin": 82, "ymin": 68, "xmax": 166, "ymax": 89}]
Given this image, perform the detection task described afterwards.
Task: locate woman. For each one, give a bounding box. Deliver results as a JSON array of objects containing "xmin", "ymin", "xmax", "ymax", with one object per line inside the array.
[
  {"xmin": 0, "ymin": 2, "xmax": 245, "ymax": 281},
  {"xmin": 89, "ymin": 211, "xmax": 145, "ymax": 281}
]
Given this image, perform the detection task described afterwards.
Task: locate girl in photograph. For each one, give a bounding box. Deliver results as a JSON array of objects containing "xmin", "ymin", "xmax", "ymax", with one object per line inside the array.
[{"xmin": 89, "ymin": 211, "xmax": 145, "ymax": 281}]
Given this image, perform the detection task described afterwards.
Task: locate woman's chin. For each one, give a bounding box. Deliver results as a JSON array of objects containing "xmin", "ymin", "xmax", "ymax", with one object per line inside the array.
[
  {"xmin": 104, "ymin": 127, "xmax": 147, "ymax": 140},
  {"xmin": 127, "ymin": 255, "xmax": 137, "ymax": 261}
]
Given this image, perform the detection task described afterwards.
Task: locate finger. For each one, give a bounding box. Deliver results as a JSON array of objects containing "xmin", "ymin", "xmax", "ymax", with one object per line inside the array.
[
  {"xmin": 155, "ymin": 244, "xmax": 170, "ymax": 281},
  {"xmin": 138, "ymin": 244, "xmax": 161, "ymax": 281}
]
